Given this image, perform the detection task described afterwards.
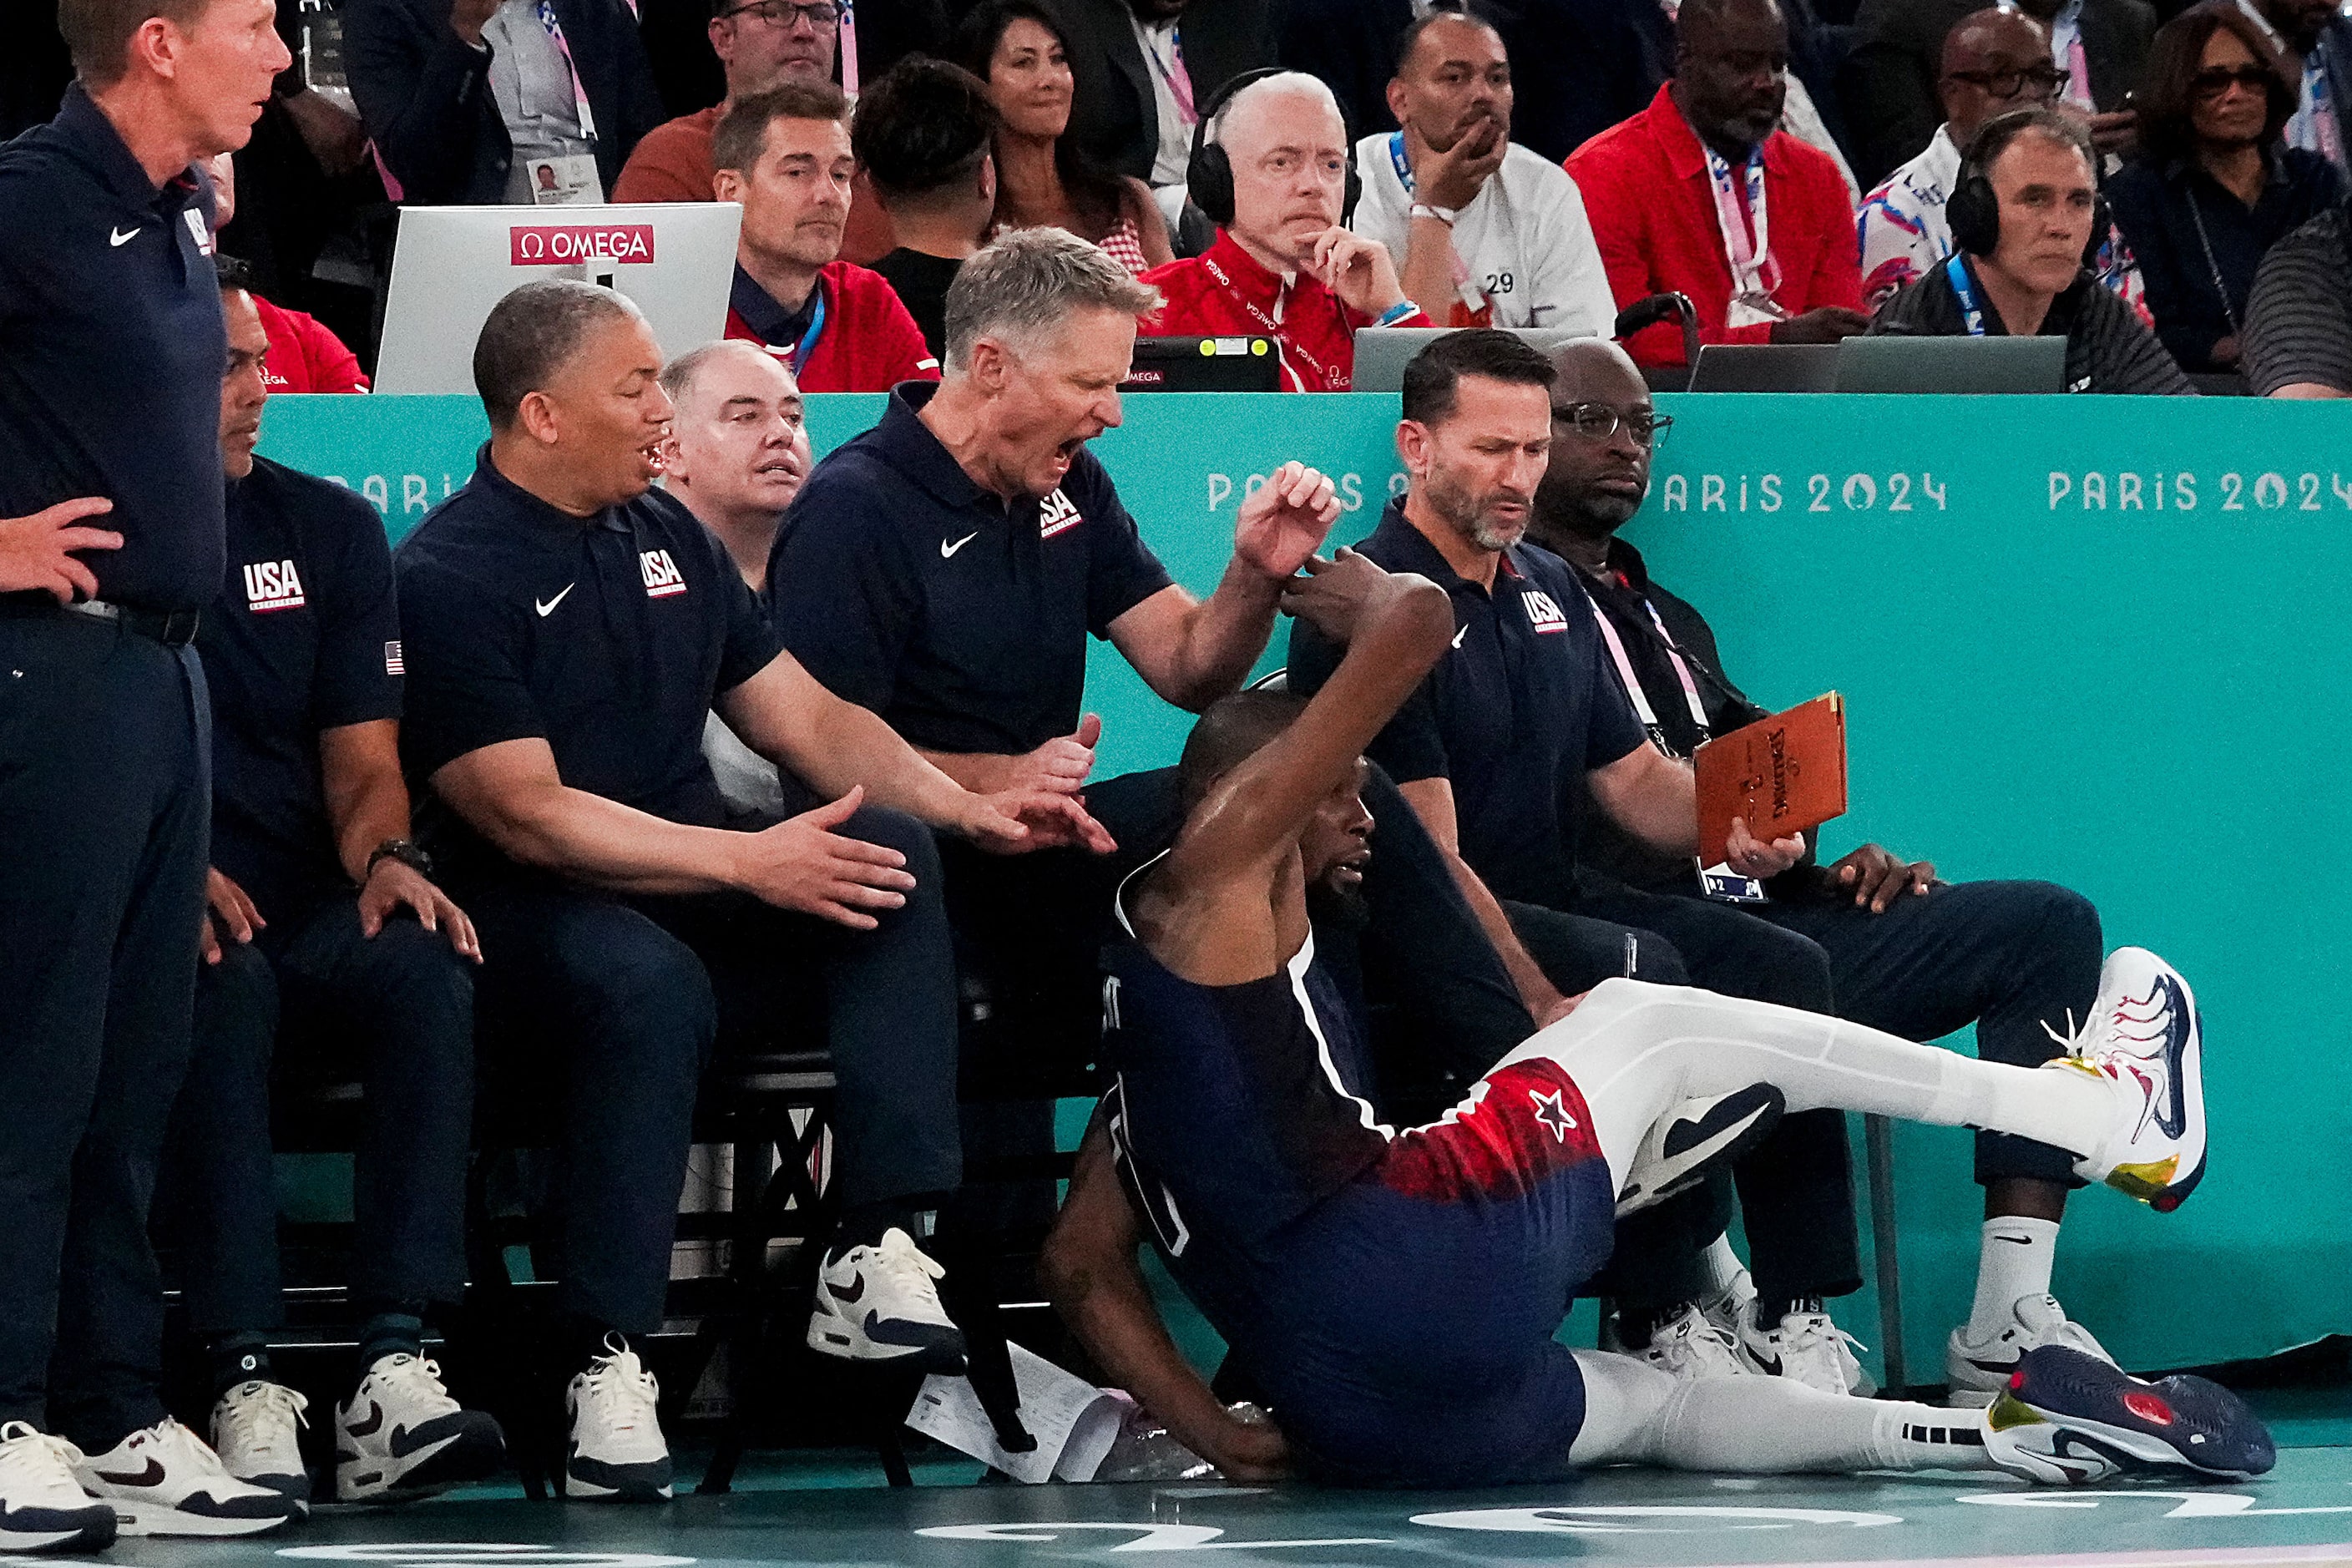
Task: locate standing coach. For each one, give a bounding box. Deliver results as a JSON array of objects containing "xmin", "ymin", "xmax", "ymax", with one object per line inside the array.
[{"xmin": 0, "ymin": 0, "xmax": 288, "ymax": 1547}]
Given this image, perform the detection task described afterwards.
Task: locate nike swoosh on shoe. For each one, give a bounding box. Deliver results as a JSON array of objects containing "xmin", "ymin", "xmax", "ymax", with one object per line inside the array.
[
  {"xmin": 345, "ymin": 1403, "xmax": 384, "ymax": 1438},
  {"xmin": 92, "ymin": 1459, "xmax": 164, "ymax": 1488}
]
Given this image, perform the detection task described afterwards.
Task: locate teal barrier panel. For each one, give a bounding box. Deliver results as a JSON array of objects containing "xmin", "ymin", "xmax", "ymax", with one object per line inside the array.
[{"xmin": 260, "ymin": 392, "xmax": 2352, "ymax": 1378}]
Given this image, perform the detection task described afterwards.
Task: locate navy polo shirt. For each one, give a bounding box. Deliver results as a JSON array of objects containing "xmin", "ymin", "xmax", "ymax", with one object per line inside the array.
[
  {"xmin": 1286, "ymin": 503, "xmax": 1645, "ymax": 907},
  {"xmin": 0, "ymin": 84, "xmax": 225, "ymax": 613},
  {"xmin": 766, "ymin": 382, "xmax": 1176, "ymax": 755},
  {"xmin": 395, "ymin": 448, "xmax": 783, "ymax": 876},
  {"xmin": 197, "ymin": 457, "xmax": 405, "ymax": 919}
]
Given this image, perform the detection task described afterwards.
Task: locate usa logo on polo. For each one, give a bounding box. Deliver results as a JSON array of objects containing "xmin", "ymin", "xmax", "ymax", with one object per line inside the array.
[
  {"xmin": 640, "ymin": 549, "xmax": 686, "ymax": 598},
  {"xmin": 1038, "ymin": 489, "xmax": 1084, "ymax": 539},
  {"xmin": 243, "ymin": 559, "xmax": 305, "ymax": 613},
  {"xmin": 1520, "ymin": 589, "xmax": 1568, "ymax": 633}
]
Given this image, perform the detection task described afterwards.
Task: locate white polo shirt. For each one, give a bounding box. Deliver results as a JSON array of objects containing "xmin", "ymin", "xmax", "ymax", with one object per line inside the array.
[{"xmin": 1349, "ymin": 133, "xmax": 1617, "ymax": 336}]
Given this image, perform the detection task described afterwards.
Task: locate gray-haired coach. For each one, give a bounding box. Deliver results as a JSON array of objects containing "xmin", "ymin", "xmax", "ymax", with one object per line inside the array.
[{"xmin": 0, "ymin": 0, "xmax": 297, "ymax": 1547}]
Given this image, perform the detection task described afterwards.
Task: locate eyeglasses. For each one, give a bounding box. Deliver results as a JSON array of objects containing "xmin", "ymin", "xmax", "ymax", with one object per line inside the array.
[
  {"xmin": 718, "ymin": 0, "xmax": 842, "ymax": 29},
  {"xmin": 1943, "ymin": 65, "xmax": 2071, "ymax": 101},
  {"xmin": 2191, "ymin": 64, "xmax": 2274, "ymax": 98},
  {"xmin": 1555, "ymin": 402, "xmax": 1672, "ymax": 448}
]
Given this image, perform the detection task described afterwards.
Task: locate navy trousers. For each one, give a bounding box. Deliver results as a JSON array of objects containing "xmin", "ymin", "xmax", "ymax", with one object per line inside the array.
[
  {"xmin": 0, "ymin": 606, "xmax": 210, "ymax": 1450},
  {"xmin": 162, "ymin": 893, "xmax": 476, "ymax": 1336}
]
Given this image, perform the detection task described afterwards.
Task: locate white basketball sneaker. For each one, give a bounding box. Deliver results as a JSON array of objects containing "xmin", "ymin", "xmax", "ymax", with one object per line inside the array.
[
  {"xmin": 564, "ymin": 1338, "xmax": 671, "ymax": 1503},
  {"xmin": 209, "ymin": 1380, "xmax": 310, "ymax": 1512},
  {"xmin": 1637, "ymin": 1302, "xmax": 1750, "ymax": 1382},
  {"xmin": 0, "ymin": 1423, "xmax": 115, "ymax": 1555},
  {"xmin": 807, "ymin": 1227, "xmax": 967, "ymax": 1374},
  {"xmin": 335, "ymin": 1353, "xmax": 506, "ymax": 1503},
  {"xmin": 1737, "ymin": 1302, "xmax": 1869, "ymax": 1395},
  {"xmin": 2041, "ymin": 948, "xmax": 2205, "ymax": 1210},
  {"xmin": 1946, "ymin": 1293, "xmax": 2117, "ymax": 1409},
  {"xmin": 75, "ymin": 1417, "xmax": 299, "ymax": 1537}
]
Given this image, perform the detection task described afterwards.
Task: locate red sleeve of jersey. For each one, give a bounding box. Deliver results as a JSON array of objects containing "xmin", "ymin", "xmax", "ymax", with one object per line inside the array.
[{"xmin": 293, "ymin": 310, "xmax": 370, "ymax": 393}]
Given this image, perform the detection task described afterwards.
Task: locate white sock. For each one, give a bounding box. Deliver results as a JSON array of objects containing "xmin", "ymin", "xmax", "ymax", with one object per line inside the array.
[
  {"xmin": 1697, "ymin": 1234, "xmax": 1745, "ymax": 1297},
  {"xmin": 1967, "ymin": 1216, "xmax": 2061, "ymax": 1339}
]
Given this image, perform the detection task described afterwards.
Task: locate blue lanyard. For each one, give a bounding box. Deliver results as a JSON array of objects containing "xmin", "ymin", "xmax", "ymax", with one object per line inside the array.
[
  {"xmin": 1388, "ymin": 131, "xmax": 1414, "ymax": 195},
  {"xmin": 790, "ymin": 289, "xmax": 827, "ymax": 373},
  {"xmin": 1945, "ymin": 253, "xmax": 1988, "ymax": 336}
]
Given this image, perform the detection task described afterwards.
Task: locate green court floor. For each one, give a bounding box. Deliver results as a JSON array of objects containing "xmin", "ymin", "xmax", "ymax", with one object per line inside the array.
[{"xmin": 98, "ymin": 1395, "xmax": 2351, "ymax": 1568}]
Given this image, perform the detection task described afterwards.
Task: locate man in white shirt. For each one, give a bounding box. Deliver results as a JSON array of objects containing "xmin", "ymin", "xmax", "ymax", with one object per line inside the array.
[
  {"xmin": 1348, "ymin": 9, "xmax": 1616, "ymax": 335},
  {"xmin": 1859, "ymin": 7, "xmax": 2062, "ymax": 303}
]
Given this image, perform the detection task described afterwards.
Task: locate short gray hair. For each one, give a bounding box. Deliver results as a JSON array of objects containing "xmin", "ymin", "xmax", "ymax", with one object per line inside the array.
[
  {"xmin": 473, "ymin": 280, "xmax": 645, "ymax": 430},
  {"xmin": 941, "ymin": 227, "xmax": 1161, "ymax": 372},
  {"xmin": 659, "ymin": 338, "xmax": 794, "ymax": 412}
]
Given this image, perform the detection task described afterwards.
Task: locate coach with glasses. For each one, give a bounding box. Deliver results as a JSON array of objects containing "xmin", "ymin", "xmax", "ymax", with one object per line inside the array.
[
  {"xmin": 2107, "ymin": 2, "xmax": 2343, "ymax": 374},
  {"xmin": 346, "ymin": 0, "xmax": 665, "ymax": 205}
]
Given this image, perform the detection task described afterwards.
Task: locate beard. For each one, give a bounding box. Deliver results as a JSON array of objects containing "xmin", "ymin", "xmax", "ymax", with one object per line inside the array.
[{"xmin": 1424, "ymin": 467, "xmax": 1528, "ymax": 552}]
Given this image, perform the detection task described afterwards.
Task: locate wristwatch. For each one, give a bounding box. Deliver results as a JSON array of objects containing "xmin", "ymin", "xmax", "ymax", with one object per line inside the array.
[
  {"xmin": 365, "ymin": 838, "xmax": 434, "ymax": 882},
  {"xmin": 1409, "ymin": 202, "xmax": 1459, "ymax": 225}
]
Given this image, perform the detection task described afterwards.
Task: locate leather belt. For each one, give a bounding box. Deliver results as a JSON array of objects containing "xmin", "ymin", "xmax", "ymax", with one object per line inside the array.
[{"xmin": 62, "ymin": 598, "xmax": 203, "ymax": 647}]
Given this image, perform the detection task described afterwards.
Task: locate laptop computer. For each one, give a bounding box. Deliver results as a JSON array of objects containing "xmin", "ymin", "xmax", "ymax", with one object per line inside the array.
[
  {"xmin": 1686, "ymin": 343, "xmax": 1844, "ymax": 392},
  {"xmin": 1835, "ymin": 334, "xmax": 2068, "ymax": 393},
  {"xmin": 1122, "ymin": 335, "xmax": 1281, "ymax": 392},
  {"xmin": 1348, "ymin": 326, "xmax": 1597, "ymax": 394}
]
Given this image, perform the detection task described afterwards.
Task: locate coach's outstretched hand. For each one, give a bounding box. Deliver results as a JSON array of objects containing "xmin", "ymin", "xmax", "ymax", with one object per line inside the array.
[
  {"xmin": 739, "ymin": 787, "xmax": 918, "ymax": 929},
  {"xmin": 1233, "ymin": 462, "xmax": 1342, "ymax": 581},
  {"xmin": 964, "ymin": 789, "xmax": 1118, "ymax": 856}
]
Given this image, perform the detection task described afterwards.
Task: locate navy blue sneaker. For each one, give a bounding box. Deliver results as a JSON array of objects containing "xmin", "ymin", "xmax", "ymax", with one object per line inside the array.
[{"xmin": 1984, "ymin": 1345, "xmax": 2275, "ymax": 1484}]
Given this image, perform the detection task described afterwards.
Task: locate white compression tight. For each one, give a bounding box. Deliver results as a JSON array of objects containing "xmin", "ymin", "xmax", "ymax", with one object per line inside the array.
[
  {"xmin": 1512, "ymin": 978, "xmax": 2122, "ymax": 1476},
  {"xmin": 1506, "ymin": 978, "xmax": 2117, "ymax": 1201}
]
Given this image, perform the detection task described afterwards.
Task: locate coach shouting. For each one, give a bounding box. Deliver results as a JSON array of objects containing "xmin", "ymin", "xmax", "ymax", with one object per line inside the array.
[{"xmin": 0, "ymin": 0, "xmax": 291, "ymax": 1548}]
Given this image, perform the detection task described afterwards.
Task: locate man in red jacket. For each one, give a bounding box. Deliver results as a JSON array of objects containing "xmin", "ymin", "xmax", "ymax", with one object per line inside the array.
[
  {"xmin": 1141, "ymin": 73, "xmax": 1431, "ymax": 392},
  {"xmin": 1565, "ymin": 0, "xmax": 1869, "ymax": 368},
  {"xmin": 715, "ymin": 80, "xmax": 938, "ymax": 393}
]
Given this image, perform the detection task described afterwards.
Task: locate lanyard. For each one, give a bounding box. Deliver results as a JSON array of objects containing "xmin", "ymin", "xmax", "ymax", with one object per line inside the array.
[
  {"xmin": 2184, "ymin": 183, "xmax": 2243, "ymax": 337},
  {"xmin": 1201, "ymin": 251, "xmax": 1332, "ymax": 391},
  {"xmin": 1388, "ymin": 131, "xmax": 1415, "ymax": 194},
  {"xmin": 2050, "ymin": 0, "xmax": 2095, "ymax": 109},
  {"xmin": 1703, "ymin": 144, "xmax": 1779, "ymax": 306},
  {"xmin": 1946, "ymin": 252, "xmax": 1989, "ymax": 336},
  {"xmin": 1141, "ymin": 24, "xmax": 1195, "ymax": 123},
  {"xmin": 534, "ymin": 0, "xmax": 598, "ymax": 142},
  {"xmin": 839, "ymin": 0, "xmax": 860, "ymax": 99},
  {"xmin": 1587, "ymin": 592, "xmax": 1712, "ymax": 756},
  {"xmin": 789, "ymin": 288, "xmax": 827, "ymax": 374}
]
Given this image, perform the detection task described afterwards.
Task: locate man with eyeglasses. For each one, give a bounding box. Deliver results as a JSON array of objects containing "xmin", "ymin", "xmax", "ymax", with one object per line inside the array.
[
  {"xmin": 614, "ymin": 0, "xmax": 841, "ymax": 205},
  {"xmin": 1859, "ymin": 7, "xmax": 2068, "ymax": 304}
]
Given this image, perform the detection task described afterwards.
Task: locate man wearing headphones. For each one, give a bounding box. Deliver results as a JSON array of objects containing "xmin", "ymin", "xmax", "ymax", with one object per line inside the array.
[
  {"xmin": 1141, "ymin": 70, "xmax": 1432, "ymax": 392},
  {"xmin": 1868, "ymin": 107, "xmax": 2193, "ymax": 393}
]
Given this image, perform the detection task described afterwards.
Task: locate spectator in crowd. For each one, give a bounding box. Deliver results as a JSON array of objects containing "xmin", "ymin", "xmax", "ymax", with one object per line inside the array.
[
  {"xmin": 1053, "ymin": 0, "xmax": 1272, "ymax": 200},
  {"xmin": 2110, "ymin": 2, "xmax": 2343, "ymax": 371},
  {"xmin": 202, "ymin": 154, "xmax": 371, "ymax": 392},
  {"xmin": 1841, "ymin": 0, "xmax": 2153, "ymax": 187},
  {"xmin": 168, "ymin": 260, "xmax": 501, "ymax": 1513},
  {"xmin": 1274, "ymin": 0, "xmax": 1411, "ymax": 139},
  {"xmin": 1530, "ymin": 333, "xmax": 2127, "ymax": 1409},
  {"xmin": 1568, "ymin": 0, "xmax": 1871, "ymax": 369},
  {"xmin": 1284, "ymin": 333, "xmax": 1879, "ymax": 1399},
  {"xmin": 1140, "ymin": 73, "xmax": 1430, "ymax": 390},
  {"xmin": 1859, "ymin": 7, "xmax": 2068, "ymax": 303},
  {"xmin": 1871, "ymin": 109, "xmax": 2194, "ymax": 391},
  {"xmin": 2229, "ymin": 0, "xmax": 2350, "ymax": 180},
  {"xmin": 714, "ymin": 82, "xmax": 941, "ymax": 390},
  {"xmin": 1348, "ymin": 10, "xmax": 1617, "ymax": 335},
  {"xmin": 2241, "ymin": 195, "xmax": 2352, "ymax": 393},
  {"xmin": 344, "ymin": 0, "xmax": 665, "ymax": 205},
  {"xmin": 613, "ymin": 0, "xmax": 832, "ymax": 200},
  {"xmin": 852, "ymin": 58, "xmax": 1001, "ymax": 362},
  {"xmin": 766, "ymin": 229, "xmax": 1348, "ymax": 1104},
  {"xmin": 660, "ymin": 339, "xmax": 813, "ymax": 816},
  {"xmin": 395, "ymin": 280, "xmax": 1106, "ymax": 1502},
  {"xmin": 955, "ymin": 0, "xmax": 1175, "ymax": 275}
]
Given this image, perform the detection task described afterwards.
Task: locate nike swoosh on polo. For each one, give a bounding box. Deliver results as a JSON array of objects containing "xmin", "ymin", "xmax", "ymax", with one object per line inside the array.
[
  {"xmin": 535, "ymin": 584, "xmax": 575, "ymax": 617},
  {"xmin": 92, "ymin": 1458, "xmax": 164, "ymax": 1487},
  {"xmin": 1450, "ymin": 625, "xmax": 1468, "ymax": 649},
  {"xmin": 109, "ymin": 226, "xmax": 139, "ymax": 246},
  {"xmin": 939, "ymin": 531, "xmax": 979, "ymax": 559}
]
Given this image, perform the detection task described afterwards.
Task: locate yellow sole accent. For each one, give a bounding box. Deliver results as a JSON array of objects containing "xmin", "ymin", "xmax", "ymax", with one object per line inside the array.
[
  {"xmin": 2104, "ymin": 1156, "xmax": 2181, "ymax": 1204},
  {"xmin": 1986, "ymin": 1392, "xmax": 2046, "ymax": 1431},
  {"xmin": 2043, "ymin": 1057, "xmax": 2107, "ymax": 1080}
]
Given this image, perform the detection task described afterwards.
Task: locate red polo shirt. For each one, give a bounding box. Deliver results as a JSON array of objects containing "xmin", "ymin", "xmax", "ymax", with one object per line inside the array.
[
  {"xmin": 1139, "ymin": 230, "xmax": 1431, "ymax": 392},
  {"xmin": 1565, "ymin": 84, "xmax": 1862, "ymax": 367},
  {"xmin": 255, "ymin": 296, "xmax": 367, "ymax": 394},
  {"xmin": 724, "ymin": 257, "xmax": 940, "ymax": 393}
]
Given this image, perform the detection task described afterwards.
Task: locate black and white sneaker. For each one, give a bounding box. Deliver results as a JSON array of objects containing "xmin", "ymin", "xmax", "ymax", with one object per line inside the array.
[
  {"xmin": 1984, "ymin": 1345, "xmax": 2275, "ymax": 1484},
  {"xmin": 210, "ymin": 1380, "xmax": 310, "ymax": 1514},
  {"xmin": 0, "ymin": 1422, "xmax": 114, "ymax": 1554},
  {"xmin": 564, "ymin": 1338, "xmax": 671, "ymax": 1503},
  {"xmin": 1737, "ymin": 1302, "xmax": 1869, "ymax": 1395},
  {"xmin": 76, "ymin": 1417, "xmax": 299, "ymax": 1537},
  {"xmin": 335, "ymin": 1353, "xmax": 506, "ymax": 1503},
  {"xmin": 1615, "ymin": 1084, "xmax": 1785, "ymax": 1217},
  {"xmin": 1946, "ymin": 1293, "xmax": 2116, "ymax": 1409},
  {"xmin": 807, "ymin": 1227, "xmax": 967, "ymax": 1374}
]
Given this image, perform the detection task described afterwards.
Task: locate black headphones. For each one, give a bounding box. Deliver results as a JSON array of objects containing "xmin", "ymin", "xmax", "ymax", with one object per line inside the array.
[
  {"xmin": 1946, "ymin": 108, "xmax": 2107, "ymax": 261},
  {"xmin": 1186, "ymin": 67, "xmax": 1363, "ymax": 229}
]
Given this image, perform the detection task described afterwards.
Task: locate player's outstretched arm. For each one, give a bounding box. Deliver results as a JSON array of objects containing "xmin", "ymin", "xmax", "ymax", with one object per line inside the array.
[{"xmin": 1167, "ymin": 551, "xmax": 1453, "ymax": 884}]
